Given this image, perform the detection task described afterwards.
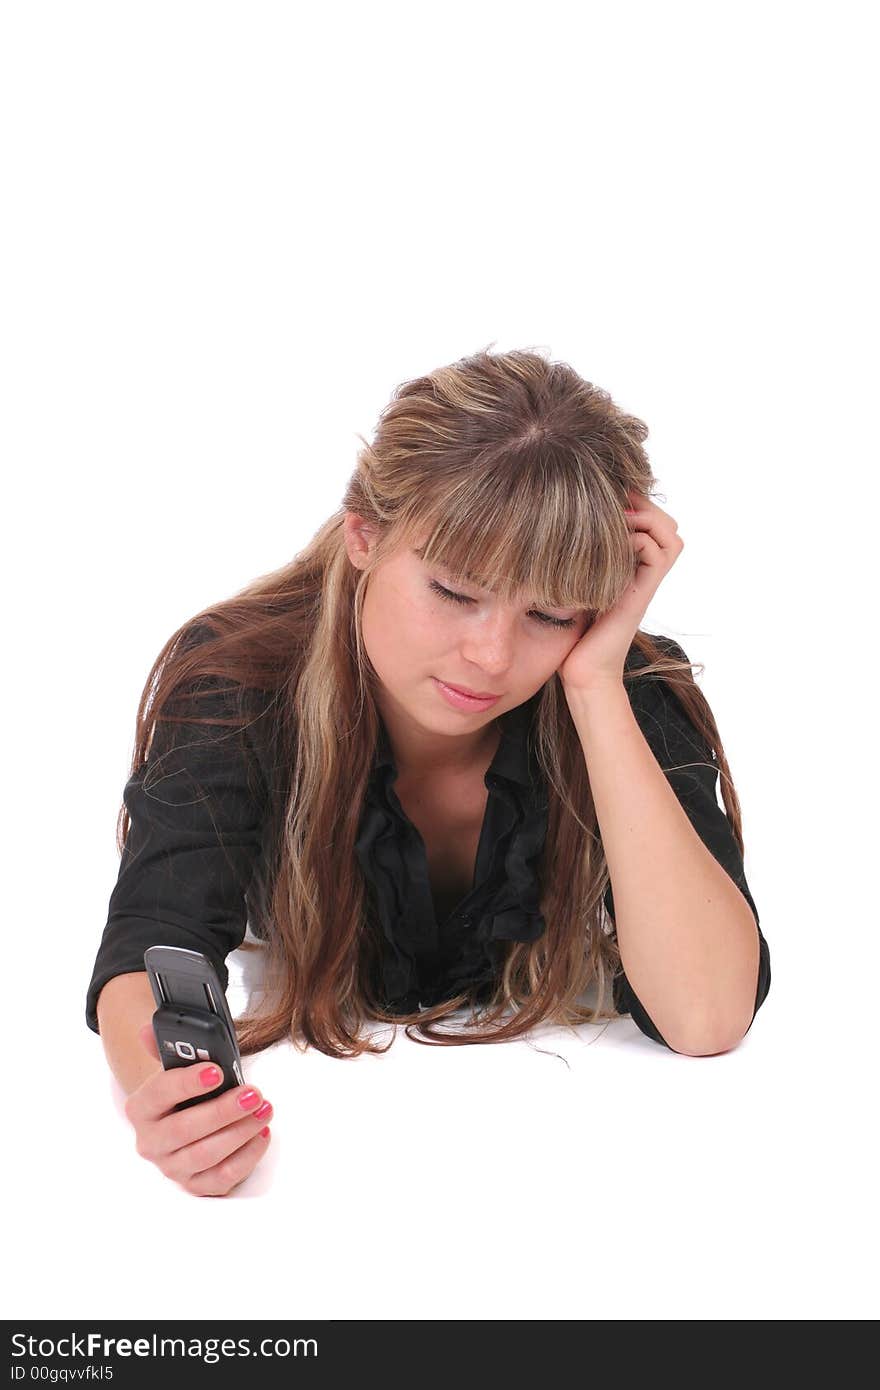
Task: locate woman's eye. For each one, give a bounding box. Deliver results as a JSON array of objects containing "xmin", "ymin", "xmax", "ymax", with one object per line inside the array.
[{"xmin": 427, "ymin": 580, "xmax": 576, "ymax": 630}]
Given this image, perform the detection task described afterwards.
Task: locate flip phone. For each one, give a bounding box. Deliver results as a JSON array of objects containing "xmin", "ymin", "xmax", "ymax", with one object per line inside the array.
[{"xmin": 144, "ymin": 945, "xmax": 245, "ymax": 1112}]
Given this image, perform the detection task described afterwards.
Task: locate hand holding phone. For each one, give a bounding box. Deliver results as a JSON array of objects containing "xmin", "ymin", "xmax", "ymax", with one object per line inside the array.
[
  {"xmin": 123, "ymin": 1028, "xmax": 274, "ymax": 1196},
  {"xmin": 117, "ymin": 945, "xmax": 275, "ymax": 1195}
]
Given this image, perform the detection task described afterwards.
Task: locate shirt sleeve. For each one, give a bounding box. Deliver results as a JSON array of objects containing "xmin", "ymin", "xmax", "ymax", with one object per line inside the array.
[
  {"xmin": 85, "ymin": 635, "xmax": 268, "ymax": 1035},
  {"xmin": 604, "ymin": 639, "xmax": 771, "ymax": 1051}
]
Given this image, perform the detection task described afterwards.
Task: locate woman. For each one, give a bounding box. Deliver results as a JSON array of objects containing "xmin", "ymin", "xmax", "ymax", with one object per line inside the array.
[{"xmin": 86, "ymin": 346, "xmax": 770, "ymax": 1195}]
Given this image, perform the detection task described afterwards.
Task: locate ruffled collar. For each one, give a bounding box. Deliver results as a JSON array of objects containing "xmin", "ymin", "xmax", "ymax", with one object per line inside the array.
[{"xmin": 354, "ymin": 694, "xmax": 549, "ymax": 1013}]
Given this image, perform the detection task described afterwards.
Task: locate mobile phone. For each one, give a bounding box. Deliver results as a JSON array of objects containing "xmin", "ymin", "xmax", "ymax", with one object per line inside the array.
[{"xmin": 144, "ymin": 945, "xmax": 245, "ymax": 1112}]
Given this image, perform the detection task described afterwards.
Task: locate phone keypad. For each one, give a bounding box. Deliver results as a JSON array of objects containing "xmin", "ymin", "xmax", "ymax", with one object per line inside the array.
[{"xmin": 161, "ymin": 1040, "xmax": 213, "ymax": 1061}]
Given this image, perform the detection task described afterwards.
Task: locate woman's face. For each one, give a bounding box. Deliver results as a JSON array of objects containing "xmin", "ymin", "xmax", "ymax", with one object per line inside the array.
[{"xmin": 345, "ymin": 516, "xmax": 589, "ymax": 733}]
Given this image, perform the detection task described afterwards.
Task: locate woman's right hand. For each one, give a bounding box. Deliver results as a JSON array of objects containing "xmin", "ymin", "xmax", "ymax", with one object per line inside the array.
[{"xmin": 123, "ymin": 1024, "xmax": 273, "ymax": 1196}]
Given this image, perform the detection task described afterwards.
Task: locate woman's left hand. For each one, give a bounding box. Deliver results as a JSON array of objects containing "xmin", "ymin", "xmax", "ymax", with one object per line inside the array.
[{"xmin": 557, "ymin": 489, "xmax": 684, "ymax": 695}]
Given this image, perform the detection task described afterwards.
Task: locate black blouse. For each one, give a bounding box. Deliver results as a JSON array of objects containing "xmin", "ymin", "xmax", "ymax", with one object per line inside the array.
[{"xmin": 85, "ymin": 635, "xmax": 771, "ymax": 1050}]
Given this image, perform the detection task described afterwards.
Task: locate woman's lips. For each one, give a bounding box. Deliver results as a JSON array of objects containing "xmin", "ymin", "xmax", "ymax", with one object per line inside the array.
[
  {"xmin": 433, "ymin": 678, "xmax": 501, "ymax": 710},
  {"xmin": 441, "ymin": 680, "xmax": 501, "ymax": 699}
]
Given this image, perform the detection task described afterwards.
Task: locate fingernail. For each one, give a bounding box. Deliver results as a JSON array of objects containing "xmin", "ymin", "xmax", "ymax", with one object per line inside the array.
[
  {"xmin": 200, "ymin": 1066, "xmax": 221, "ymax": 1087},
  {"xmin": 238, "ymin": 1088, "xmax": 260, "ymax": 1109},
  {"xmin": 260, "ymin": 1126, "xmax": 271, "ymax": 1139},
  {"xmin": 253, "ymin": 1101, "xmax": 273, "ymax": 1121}
]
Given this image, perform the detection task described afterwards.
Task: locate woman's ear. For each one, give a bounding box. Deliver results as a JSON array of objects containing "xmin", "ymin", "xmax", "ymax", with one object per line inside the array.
[{"xmin": 343, "ymin": 511, "xmax": 379, "ymax": 571}]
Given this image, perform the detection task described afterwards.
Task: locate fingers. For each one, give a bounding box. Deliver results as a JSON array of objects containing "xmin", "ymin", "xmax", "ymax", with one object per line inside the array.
[
  {"xmin": 623, "ymin": 504, "xmax": 683, "ymax": 558},
  {"xmin": 160, "ymin": 1086, "xmax": 274, "ymax": 1165},
  {"xmin": 122, "ymin": 1050, "xmax": 275, "ymax": 1197},
  {"xmin": 161, "ymin": 1106, "xmax": 273, "ymax": 1189},
  {"xmin": 126, "ymin": 1057, "xmax": 233, "ymax": 1127},
  {"xmin": 180, "ymin": 1129, "xmax": 272, "ymax": 1198},
  {"xmin": 127, "ymin": 1063, "xmax": 268, "ymax": 1139},
  {"xmin": 125, "ymin": 1066, "xmax": 275, "ymax": 1195}
]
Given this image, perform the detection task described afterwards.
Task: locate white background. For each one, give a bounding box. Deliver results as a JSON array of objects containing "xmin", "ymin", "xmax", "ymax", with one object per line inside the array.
[{"xmin": 3, "ymin": 0, "xmax": 876, "ymax": 1322}]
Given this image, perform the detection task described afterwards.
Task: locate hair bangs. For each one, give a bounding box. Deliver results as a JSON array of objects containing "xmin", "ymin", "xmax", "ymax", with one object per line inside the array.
[{"xmin": 401, "ymin": 462, "xmax": 627, "ymax": 613}]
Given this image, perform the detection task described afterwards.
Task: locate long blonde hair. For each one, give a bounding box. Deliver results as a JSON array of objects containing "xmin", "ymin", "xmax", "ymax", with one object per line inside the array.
[{"xmin": 121, "ymin": 346, "xmax": 745, "ymax": 1058}]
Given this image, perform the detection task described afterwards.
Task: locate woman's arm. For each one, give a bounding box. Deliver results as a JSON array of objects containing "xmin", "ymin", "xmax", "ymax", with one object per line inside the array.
[{"xmin": 569, "ymin": 680, "xmax": 761, "ymax": 1056}]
